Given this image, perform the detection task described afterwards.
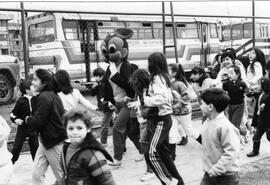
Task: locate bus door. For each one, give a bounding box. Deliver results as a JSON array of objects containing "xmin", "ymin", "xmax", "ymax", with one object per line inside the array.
[
  {"xmin": 80, "ymin": 21, "xmax": 98, "ymax": 83},
  {"xmin": 199, "ymin": 22, "xmax": 210, "ymax": 67}
]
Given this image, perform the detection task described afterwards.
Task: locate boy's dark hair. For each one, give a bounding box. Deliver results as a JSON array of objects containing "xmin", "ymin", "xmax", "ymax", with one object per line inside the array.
[
  {"xmin": 63, "ymin": 108, "xmax": 93, "ymax": 129},
  {"xmin": 19, "ymin": 79, "xmax": 31, "ymax": 95},
  {"xmin": 200, "ymin": 88, "xmax": 230, "ymax": 113},
  {"xmin": 228, "ymin": 65, "xmax": 241, "ymax": 80},
  {"xmin": 220, "ymin": 50, "xmax": 236, "ymax": 61},
  {"xmin": 190, "ymin": 66, "xmax": 208, "ymax": 86},
  {"xmin": 261, "ymin": 78, "xmax": 270, "ymax": 94},
  {"xmin": 55, "ymin": 70, "xmax": 73, "ymax": 94},
  {"xmin": 35, "ymin": 69, "xmax": 59, "ymax": 93},
  {"xmin": 93, "ymin": 68, "xmax": 106, "ymax": 77}
]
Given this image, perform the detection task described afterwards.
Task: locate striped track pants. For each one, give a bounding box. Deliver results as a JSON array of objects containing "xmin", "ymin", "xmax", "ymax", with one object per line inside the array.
[{"xmin": 144, "ymin": 115, "xmax": 185, "ymax": 185}]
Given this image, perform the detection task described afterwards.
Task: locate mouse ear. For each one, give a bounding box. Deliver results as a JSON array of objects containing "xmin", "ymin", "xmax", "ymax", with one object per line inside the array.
[{"xmin": 114, "ymin": 28, "xmax": 134, "ymax": 39}]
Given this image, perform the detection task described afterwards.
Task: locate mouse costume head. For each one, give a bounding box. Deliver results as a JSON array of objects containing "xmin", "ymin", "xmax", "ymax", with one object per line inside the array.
[{"xmin": 101, "ymin": 28, "xmax": 133, "ymax": 65}]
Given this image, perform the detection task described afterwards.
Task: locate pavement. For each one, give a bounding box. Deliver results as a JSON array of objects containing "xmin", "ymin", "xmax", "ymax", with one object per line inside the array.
[{"xmin": 8, "ymin": 119, "xmax": 270, "ymax": 185}]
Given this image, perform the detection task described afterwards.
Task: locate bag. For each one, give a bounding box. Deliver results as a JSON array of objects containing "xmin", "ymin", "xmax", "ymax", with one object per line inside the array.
[
  {"xmin": 171, "ymin": 90, "xmax": 191, "ymax": 116},
  {"xmin": 186, "ymin": 84, "xmax": 197, "ymax": 101}
]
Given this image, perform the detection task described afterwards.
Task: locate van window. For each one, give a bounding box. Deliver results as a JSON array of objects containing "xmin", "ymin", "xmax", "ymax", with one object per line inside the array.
[
  {"xmin": 232, "ymin": 24, "xmax": 243, "ymax": 40},
  {"xmin": 29, "ymin": 20, "xmax": 55, "ymax": 44},
  {"xmin": 177, "ymin": 23, "xmax": 198, "ymax": 39},
  {"xmin": 97, "ymin": 21, "xmax": 125, "ymax": 40},
  {"xmin": 126, "ymin": 22, "xmax": 153, "ymax": 39},
  {"xmin": 222, "ymin": 25, "xmax": 231, "ymax": 41},
  {"xmin": 62, "ymin": 20, "xmax": 79, "ymax": 40}
]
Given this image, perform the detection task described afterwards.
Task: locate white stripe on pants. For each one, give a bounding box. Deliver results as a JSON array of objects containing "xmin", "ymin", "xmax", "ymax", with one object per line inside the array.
[
  {"xmin": 149, "ymin": 121, "xmax": 171, "ymax": 185},
  {"xmin": 32, "ymin": 141, "xmax": 64, "ymax": 185}
]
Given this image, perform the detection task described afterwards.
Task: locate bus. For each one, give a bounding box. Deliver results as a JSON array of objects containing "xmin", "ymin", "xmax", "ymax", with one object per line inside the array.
[
  {"xmin": 27, "ymin": 12, "xmax": 221, "ymax": 85},
  {"xmin": 220, "ymin": 21, "xmax": 270, "ymax": 58}
]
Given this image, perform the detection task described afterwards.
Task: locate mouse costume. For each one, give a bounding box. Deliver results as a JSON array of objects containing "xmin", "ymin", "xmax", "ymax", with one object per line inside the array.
[{"xmin": 101, "ymin": 28, "xmax": 141, "ymax": 163}]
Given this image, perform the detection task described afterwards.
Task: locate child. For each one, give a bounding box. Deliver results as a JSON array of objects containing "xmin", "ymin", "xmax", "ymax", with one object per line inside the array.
[
  {"xmin": 91, "ymin": 67, "xmax": 115, "ymax": 146},
  {"xmin": 247, "ymin": 78, "xmax": 270, "ymax": 157},
  {"xmin": 199, "ymin": 88, "xmax": 240, "ymax": 185},
  {"xmin": 128, "ymin": 69, "xmax": 155, "ymax": 182},
  {"xmin": 0, "ymin": 115, "xmax": 13, "ymax": 184},
  {"xmin": 10, "ymin": 80, "xmax": 39, "ymax": 164},
  {"xmin": 130, "ymin": 52, "xmax": 184, "ymax": 185},
  {"xmin": 62, "ymin": 108, "xmax": 116, "ymax": 185},
  {"xmin": 223, "ymin": 65, "xmax": 248, "ymax": 130}
]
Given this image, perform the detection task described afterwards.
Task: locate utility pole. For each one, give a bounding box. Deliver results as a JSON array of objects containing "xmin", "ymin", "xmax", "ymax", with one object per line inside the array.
[{"xmin": 20, "ymin": 2, "xmax": 29, "ymax": 79}]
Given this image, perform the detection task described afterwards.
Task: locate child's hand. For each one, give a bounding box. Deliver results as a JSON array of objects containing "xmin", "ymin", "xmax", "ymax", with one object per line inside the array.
[
  {"xmin": 92, "ymin": 82, "xmax": 98, "ymax": 89},
  {"xmin": 207, "ymin": 168, "xmax": 220, "ymax": 177},
  {"xmin": 15, "ymin": 119, "xmax": 23, "ymax": 125},
  {"xmin": 127, "ymin": 101, "xmax": 140, "ymax": 109}
]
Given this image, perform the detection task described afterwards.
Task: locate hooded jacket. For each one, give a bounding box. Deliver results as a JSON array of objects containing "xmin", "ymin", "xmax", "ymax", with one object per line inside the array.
[{"xmin": 62, "ymin": 132, "xmax": 115, "ymax": 185}]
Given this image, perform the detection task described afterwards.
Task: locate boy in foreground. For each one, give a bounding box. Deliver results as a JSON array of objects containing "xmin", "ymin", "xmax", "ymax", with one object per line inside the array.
[{"xmin": 199, "ymin": 88, "xmax": 240, "ymax": 185}]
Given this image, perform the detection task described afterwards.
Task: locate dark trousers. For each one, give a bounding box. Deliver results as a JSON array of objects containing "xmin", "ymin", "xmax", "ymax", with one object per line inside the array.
[
  {"xmin": 253, "ymin": 127, "xmax": 270, "ymax": 143},
  {"xmin": 200, "ymin": 173, "xmax": 239, "ymax": 185},
  {"xmin": 145, "ymin": 115, "xmax": 184, "ymax": 185},
  {"xmin": 12, "ymin": 126, "xmax": 39, "ymax": 164},
  {"xmin": 113, "ymin": 103, "xmax": 142, "ymax": 160},
  {"xmin": 169, "ymin": 144, "xmax": 176, "ymax": 161},
  {"xmin": 228, "ymin": 103, "xmax": 245, "ymax": 129},
  {"xmin": 100, "ymin": 111, "xmax": 114, "ymax": 144}
]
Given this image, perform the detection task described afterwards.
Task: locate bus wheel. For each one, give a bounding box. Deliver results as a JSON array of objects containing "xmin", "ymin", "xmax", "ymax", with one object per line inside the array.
[{"xmin": 0, "ymin": 74, "xmax": 14, "ymax": 105}]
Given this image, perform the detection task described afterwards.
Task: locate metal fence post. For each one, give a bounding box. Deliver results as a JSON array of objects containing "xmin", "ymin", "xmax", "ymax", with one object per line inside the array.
[{"xmin": 20, "ymin": 2, "xmax": 29, "ymax": 79}]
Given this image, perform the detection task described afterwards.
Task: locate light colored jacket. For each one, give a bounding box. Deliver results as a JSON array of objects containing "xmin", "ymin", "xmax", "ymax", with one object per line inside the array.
[
  {"xmin": 247, "ymin": 62, "xmax": 263, "ymax": 88},
  {"xmin": 201, "ymin": 112, "xmax": 240, "ymax": 176},
  {"xmin": 144, "ymin": 75, "xmax": 173, "ymax": 116},
  {"xmin": 58, "ymin": 88, "xmax": 97, "ymax": 112}
]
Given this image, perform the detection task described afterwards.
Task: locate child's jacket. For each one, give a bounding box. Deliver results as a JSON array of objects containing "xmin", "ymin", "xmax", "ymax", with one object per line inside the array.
[
  {"xmin": 62, "ymin": 132, "xmax": 115, "ymax": 185},
  {"xmin": 252, "ymin": 93, "xmax": 270, "ymax": 129}
]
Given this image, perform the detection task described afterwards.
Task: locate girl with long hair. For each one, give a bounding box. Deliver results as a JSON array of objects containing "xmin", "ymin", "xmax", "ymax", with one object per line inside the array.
[
  {"xmin": 26, "ymin": 69, "xmax": 66, "ymax": 185},
  {"xmin": 168, "ymin": 64, "xmax": 200, "ymax": 153},
  {"xmin": 55, "ymin": 70, "xmax": 97, "ymax": 112},
  {"xmin": 130, "ymin": 52, "xmax": 185, "ymax": 185}
]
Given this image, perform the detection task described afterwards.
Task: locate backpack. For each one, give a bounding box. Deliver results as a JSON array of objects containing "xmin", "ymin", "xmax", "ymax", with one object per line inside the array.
[{"xmin": 171, "ymin": 90, "xmax": 191, "ymax": 116}]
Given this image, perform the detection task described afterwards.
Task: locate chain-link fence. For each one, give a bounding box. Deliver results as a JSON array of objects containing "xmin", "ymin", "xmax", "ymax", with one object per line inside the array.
[{"xmin": 1, "ymin": 1, "xmax": 270, "ymax": 147}]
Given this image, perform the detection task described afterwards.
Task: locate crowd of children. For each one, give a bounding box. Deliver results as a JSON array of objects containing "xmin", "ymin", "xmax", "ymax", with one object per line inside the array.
[{"xmin": 1, "ymin": 46, "xmax": 270, "ymax": 185}]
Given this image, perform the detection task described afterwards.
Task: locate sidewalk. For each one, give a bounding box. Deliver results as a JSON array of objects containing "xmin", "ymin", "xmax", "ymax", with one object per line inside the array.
[{"xmin": 10, "ymin": 119, "xmax": 270, "ymax": 185}]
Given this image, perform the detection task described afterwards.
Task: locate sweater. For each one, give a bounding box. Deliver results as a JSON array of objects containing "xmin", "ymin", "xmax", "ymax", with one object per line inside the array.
[
  {"xmin": 201, "ymin": 113, "xmax": 240, "ymax": 176},
  {"xmin": 144, "ymin": 75, "xmax": 173, "ymax": 116},
  {"xmin": 10, "ymin": 95, "xmax": 37, "ymax": 133},
  {"xmin": 27, "ymin": 91, "xmax": 67, "ymax": 149},
  {"xmin": 58, "ymin": 89, "xmax": 97, "ymax": 112},
  {"xmin": 223, "ymin": 79, "xmax": 247, "ymax": 105}
]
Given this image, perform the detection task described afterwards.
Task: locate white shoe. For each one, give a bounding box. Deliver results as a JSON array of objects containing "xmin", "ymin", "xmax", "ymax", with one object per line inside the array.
[
  {"xmin": 140, "ymin": 172, "xmax": 155, "ymax": 182},
  {"xmin": 134, "ymin": 154, "xmax": 144, "ymax": 162}
]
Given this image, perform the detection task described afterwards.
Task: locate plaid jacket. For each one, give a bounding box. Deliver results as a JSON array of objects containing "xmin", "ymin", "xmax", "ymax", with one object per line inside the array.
[{"xmin": 62, "ymin": 133, "xmax": 115, "ymax": 185}]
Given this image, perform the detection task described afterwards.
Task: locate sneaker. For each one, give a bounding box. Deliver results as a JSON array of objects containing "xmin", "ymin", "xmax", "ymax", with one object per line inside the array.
[
  {"xmin": 108, "ymin": 159, "xmax": 121, "ymax": 167},
  {"xmin": 247, "ymin": 151, "xmax": 259, "ymax": 157},
  {"xmin": 134, "ymin": 154, "xmax": 144, "ymax": 162},
  {"xmin": 140, "ymin": 172, "xmax": 155, "ymax": 182}
]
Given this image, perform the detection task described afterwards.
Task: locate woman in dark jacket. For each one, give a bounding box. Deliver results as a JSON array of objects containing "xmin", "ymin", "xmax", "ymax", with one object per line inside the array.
[
  {"xmin": 247, "ymin": 78, "xmax": 270, "ymax": 157},
  {"xmin": 26, "ymin": 69, "xmax": 66, "ymax": 185}
]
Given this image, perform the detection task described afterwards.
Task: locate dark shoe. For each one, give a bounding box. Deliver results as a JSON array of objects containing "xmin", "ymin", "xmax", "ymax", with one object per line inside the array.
[
  {"xmin": 247, "ymin": 151, "xmax": 259, "ymax": 157},
  {"xmin": 178, "ymin": 136, "xmax": 188, "ymax": 146}
]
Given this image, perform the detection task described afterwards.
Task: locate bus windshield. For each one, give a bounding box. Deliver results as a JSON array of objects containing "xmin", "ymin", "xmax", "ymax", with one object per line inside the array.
[{"xmin": 29, "ymin": 20, "xmax": 55, "ymax": 44}]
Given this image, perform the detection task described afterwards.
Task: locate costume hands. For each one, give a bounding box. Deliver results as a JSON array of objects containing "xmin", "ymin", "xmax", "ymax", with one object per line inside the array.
[
  {"xmin": 15, "ymin": 119, "xmax": 23, "ymax": 125},
  {"xmin": 127, "ymin": 100, "xmax": 140, "ymax": 109}
]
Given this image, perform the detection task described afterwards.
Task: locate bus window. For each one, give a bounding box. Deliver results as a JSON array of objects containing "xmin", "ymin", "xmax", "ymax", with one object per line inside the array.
[
  {"xmin": 177, "ymin": 23, "xmax": 198, "ymax": 39},
  {"xmin": 243, "ymin": 23, "xmax": 261, "ymax": 39},
  {"xmin": 62, "ymin": 20, "xmax": 79, "ymax": 40},
  {"xmin": 29, "ymin": 20, "xmax": 55, "ymax": 44},
  {"xmin": 210, "ymin": 23, "xmax": 218, "ymax": 38},
  {"xmin": 97, "ymin": 21, "xmax": 125, "ymax": 40},
  {"xmin": 261, "ymin": 24, "xmax": 269, "ymax": 38},
  {"xmin": 126, "ymin": 22, "xmax": 153, "ymax": 39},
  {"xmin": 153, "ymin": 23, "xmax": 162, "ymax": 39},
  {"xmin": 222, "ymin": 25, "xmax": 231, "ymax": 41},
  {"xmin": 232, "ymin": 24, "xmax": 243, "ymax": 40}
]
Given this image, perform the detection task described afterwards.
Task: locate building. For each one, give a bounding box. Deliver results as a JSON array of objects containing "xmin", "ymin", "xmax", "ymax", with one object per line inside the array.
[
  {"xmin": 0, "ymin": 14, "xmax": 13, "ymax": 55},
  {"xmin": 8, "ymin": 22, "xmax": 23, "ymax": 60}
]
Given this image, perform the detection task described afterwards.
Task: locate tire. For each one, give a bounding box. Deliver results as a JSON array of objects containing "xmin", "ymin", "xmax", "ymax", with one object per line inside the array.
[{"xmin": 0, "ymin": 73, "xmax": 14, "ymax": 105}]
